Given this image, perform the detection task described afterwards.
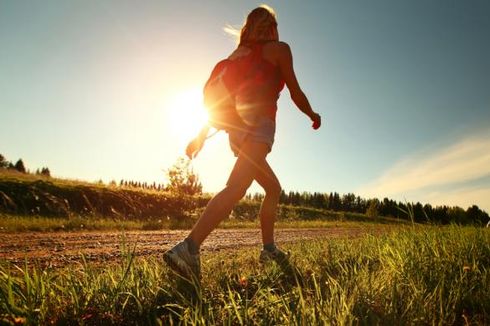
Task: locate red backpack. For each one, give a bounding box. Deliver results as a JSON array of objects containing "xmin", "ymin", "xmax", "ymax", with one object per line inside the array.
[
  {"xmin": 203, "ymin": 58, "xmax": 242, "ymax": 131},
  {"xmin": 203, "ymin": 44, "xmax": 269, "ymax": 132}
]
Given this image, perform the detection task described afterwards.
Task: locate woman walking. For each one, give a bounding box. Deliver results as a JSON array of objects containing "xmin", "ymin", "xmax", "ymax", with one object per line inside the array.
[{"xmin": 164, "ymin": 5, "xmax": 321, "ymax": 279}]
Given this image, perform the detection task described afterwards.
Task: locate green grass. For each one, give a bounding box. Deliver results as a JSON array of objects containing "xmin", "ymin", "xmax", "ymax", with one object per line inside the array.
[
  {"xmin": 1, "ymin": 225, "xmax": 489, "ymax": 324},
  {"xmin": 0, "ymin": 212, "xmax": 407, "ymax": 233},
  {"xmin": 0, "ymin": 169, "xmax": 204, "ymax": 221}
]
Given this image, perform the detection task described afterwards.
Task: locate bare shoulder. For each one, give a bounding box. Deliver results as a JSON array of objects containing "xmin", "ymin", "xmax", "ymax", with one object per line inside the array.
[
  {"xmin": 263, "ymin": 41, "xmax": 291, "ymax": 65},
  {"xmin": 264, "ymin": 41, "xmax": 291, "ymax": 53},
  {"xmin": 228, "ymin": 46, "xmax": 252, "ymax": 60}
]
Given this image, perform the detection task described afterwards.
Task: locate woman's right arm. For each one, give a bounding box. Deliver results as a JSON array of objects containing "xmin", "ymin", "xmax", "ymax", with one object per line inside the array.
[
  {"xmin": 186, "ymin": 124, "xmax": 210, "ymax": 159},
  {"xmin": 277, "ymin": 42, "xmax": 321, "ymax": 128}
]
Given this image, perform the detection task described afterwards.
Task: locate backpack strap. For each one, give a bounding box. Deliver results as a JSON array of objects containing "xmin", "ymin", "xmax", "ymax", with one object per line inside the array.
[{"xmin": 205, "ymin": 129, "xmax": 220, "ymax": 139}]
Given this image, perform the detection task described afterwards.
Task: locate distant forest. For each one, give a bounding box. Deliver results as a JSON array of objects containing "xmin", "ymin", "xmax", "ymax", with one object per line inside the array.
[
  {"xmin": 1, "ymin": 154, "xmax": 488, "ymax": 225},
  {"xmin": 248, "ymin": 191, "xmax": 489, "ymax": 225}
]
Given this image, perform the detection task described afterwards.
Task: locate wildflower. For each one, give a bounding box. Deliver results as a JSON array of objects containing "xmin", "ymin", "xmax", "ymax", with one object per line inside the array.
[{"xmin": 239, "ymin": 276, "xmax": 248, "ymax": 288}]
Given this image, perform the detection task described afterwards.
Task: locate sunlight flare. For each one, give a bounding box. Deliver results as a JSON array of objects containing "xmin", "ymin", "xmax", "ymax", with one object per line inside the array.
[{"xmin": 165, "ymin": 87, "xmax": 209, "ymax": 143}]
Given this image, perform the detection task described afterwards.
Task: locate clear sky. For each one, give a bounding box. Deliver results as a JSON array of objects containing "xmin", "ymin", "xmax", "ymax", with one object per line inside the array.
[{"xmin": 1, "ymin": 0, "xmax": 489, "ymax": 213}]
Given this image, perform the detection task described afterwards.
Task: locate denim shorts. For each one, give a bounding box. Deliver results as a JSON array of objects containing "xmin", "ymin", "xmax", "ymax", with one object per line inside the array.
[{"xmin": 228, "ymin": 117, "xmax": 276, "ymax": 157}]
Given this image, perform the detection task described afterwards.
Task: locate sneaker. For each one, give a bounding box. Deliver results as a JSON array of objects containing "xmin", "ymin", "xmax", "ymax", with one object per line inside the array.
[
  {"xmin": 163, "ymin": 241, "xmax": 201, "ymax": 279},
  {"xmin": 259, "ymin": 246, "xmax": 289, "ymax": 264}
]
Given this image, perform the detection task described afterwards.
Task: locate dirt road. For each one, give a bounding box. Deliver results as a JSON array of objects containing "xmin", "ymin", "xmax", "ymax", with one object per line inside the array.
[{"xmin": 0, "ymin": 227, "xmax": 373, "ymax": 268}]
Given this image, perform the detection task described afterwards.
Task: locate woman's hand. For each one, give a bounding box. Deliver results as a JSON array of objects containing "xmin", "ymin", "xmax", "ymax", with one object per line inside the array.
[
  {"xmin": 185, "ymin": 124, "xmax": 210, "ymax": 159},
  {"xmin": 186, "ymin": 136, "xmax": 205, "ymax": 160},
  {"xmin": 310, "ymin": 112, "xmax": 321, "ymax": 130}
]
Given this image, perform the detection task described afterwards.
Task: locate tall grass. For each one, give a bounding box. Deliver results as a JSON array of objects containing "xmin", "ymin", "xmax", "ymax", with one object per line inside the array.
[
  {"xmin": 0, "ymin": 212, "xmax": 406, "ymax": 233},
  {"xmin": 1, "ymin": 225, "xmax": 489, "ymax": 324}
]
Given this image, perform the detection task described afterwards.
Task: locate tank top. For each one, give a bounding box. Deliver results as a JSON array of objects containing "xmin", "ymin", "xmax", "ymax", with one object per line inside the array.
[{"xmin": 234, "ymin": 41, "xmax": 285, "ymax": 125}]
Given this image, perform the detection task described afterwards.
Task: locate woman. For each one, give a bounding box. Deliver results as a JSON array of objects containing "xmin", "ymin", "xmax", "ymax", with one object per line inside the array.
[{"xmin": 164, "ymin": 5, "xmax": 321, "ymax": 279}]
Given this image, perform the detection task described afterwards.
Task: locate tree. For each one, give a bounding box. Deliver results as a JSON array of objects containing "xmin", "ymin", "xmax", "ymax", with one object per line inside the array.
[
  {"xmin": 330, "ymin": 192, "xmax": 341, "ymax": 211},
  {"xmin": 412, "ymin": 202, "xmax": 428, "ymax": 222},
  {"xmin": 14, "ymin": 159, "xmax": 26, "ymax": 173},
  {"xmin": 342, "ymin": 193, "xmax": 356, "ymax": 211},
  {"xmin": 466, "ymin": 205, "xmax": 489, "ymax": 225},
  {"xmin": 366, "ymin": 199, "xmax": 379, "ymax": 219},
  {"xmin": 166, "ymin": 157, "xmax": 202, "ymax": 196},
  {"xmin": 447, "ymin": 206, "xmax": 466, "ymax": 224},
  {"xmin": 0, "ymin": 154, "xmax": 8, "ymax": 168},
  {"xmin": 41, "ymin": 167, "xmax": 51, "ymax": 177}
]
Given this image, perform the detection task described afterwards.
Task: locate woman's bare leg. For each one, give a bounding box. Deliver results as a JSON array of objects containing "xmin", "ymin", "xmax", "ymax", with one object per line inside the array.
[
  {"xmin": 188, "ymin": 141, "xmax": 270, "ymax": 246},
  {"xmin": 254, "ymin": 160, "xmax": 281, "ymax": 245}
]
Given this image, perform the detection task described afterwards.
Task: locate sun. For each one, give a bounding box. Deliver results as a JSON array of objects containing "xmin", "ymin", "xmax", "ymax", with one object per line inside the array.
[{"xmin": 166, "ymin": 87, "xmax": 209, "ymax": 142}]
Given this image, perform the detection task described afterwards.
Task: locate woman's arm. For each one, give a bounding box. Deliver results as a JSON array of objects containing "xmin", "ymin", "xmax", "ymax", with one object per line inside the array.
[
  {"xmin": 277, "ymin": 42, "xmax": 321, "ymax": 128},
  {"xmin": 196, "ymin": 124, "xmax": 210, "ymax": 140},
  {"xmin": 186, "ymin": 124, "xmax": 210, "ymax": 159}
]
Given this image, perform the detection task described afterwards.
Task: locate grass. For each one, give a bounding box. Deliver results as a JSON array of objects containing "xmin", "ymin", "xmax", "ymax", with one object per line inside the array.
[
  {"xmin": 0, "ymin": 212, "xmax": 407, "ymax": 233},
  {"xmin": 1, "ymin": 225, "xmax": 489, "ymax": 324},
  {"xmin": 0, "ymin": 169, "xmax": 204, "ymax": 221}
]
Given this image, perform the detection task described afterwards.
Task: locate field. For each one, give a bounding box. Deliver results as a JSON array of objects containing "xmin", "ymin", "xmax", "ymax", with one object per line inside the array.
[
  {"xmin": 1, "ymin": 225, "xmax": 489, "ymax": 325},
  {"xmin": 1, "ymin": 171, "xmax": 489, "ymax": 324}
]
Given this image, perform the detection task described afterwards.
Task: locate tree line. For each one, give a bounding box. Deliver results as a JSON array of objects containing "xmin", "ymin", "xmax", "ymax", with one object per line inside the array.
[
  {"xmin": 0, "ymin": 154, "xmax": 51, "ymax": 177},
  {"xmin": 115, "ymin": 158, "xmax": 203, "ymax": 196},
  {"xmin": 2, "ymin": 153, "xmax": 487, "ymax": 225},
  {"xmin": 246, "ymin": 190, "xmax": 489, "ymax": 225}
]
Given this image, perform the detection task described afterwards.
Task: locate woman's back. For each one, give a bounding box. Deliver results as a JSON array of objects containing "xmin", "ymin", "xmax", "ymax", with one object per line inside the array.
[
  {"xmin": 228, "ymin": 40, "xmax": 283, "ymax": 68},
  {"xmin": 230, "ymin": 40, "xmax": 305, "ymax": 107},
  {"xmin": 228, "ymin": 41, "xmax": 285, "ymax": 124},
  {"xmin": 260, "ymin": 41, "xmax": 283, "ymax": 67}
]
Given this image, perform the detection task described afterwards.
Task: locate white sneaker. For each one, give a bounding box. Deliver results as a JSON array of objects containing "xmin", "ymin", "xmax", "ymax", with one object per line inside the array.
[{"xmin": 163, "ymin": 241, "xmax": 201, "ymax": 279}]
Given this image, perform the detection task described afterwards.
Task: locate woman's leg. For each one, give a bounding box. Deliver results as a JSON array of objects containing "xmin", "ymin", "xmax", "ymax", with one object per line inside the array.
[
  {"xmin": 254, "ymin": 160, "xmax": 281, "ymax": 245},
  {"xmin": 188, "ymin": 141, "xmax": 270, "ymax": 246}
]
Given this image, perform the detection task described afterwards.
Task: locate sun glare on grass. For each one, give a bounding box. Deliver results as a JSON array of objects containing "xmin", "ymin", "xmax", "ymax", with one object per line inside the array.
[{"xmin": 166, "ymin": 87, "xmax": 209, "ymax": 143}]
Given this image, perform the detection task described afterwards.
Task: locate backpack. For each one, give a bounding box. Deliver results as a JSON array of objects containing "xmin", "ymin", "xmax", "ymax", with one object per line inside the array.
[
  {"xmin": 203, "ymin": 59, "xmax": 243, "ymax": 131},
  {"xmin": 203, "ymin": 44, "xmax": 268, "ymax": 132}
]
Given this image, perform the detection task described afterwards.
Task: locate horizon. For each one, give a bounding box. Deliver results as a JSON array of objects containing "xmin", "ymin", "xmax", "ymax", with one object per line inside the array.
[{"xmin": 1, "ymin": 1, "xmax": 489, "ymax": 213}]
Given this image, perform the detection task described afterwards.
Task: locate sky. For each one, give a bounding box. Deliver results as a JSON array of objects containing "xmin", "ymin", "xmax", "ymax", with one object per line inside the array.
[{"xmin": 1, "ymin": 0, "xmax": 489, "ymax": 213}]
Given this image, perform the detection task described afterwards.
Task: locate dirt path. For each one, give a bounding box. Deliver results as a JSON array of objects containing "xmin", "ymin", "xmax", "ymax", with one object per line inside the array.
[{"xmin": 0, "ymin": 227, "xmax": 374, "ymax": 268}]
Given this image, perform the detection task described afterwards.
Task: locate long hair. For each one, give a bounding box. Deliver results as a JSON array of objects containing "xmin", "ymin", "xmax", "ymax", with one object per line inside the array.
[{"xmin": 225, "ymin": 5, "xmax": 278, "ymax": 46}]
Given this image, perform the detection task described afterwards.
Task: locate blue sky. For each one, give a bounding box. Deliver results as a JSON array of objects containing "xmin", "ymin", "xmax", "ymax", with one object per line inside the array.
[{"xmin": 1, "ymin": 1, "xmax": 489, "ymax": 212}]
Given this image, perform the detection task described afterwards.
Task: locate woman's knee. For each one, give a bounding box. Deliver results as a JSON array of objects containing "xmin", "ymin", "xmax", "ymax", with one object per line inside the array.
[{"xmin": 265, "ymin": 180, "xmax": 281, "ymax": 199}]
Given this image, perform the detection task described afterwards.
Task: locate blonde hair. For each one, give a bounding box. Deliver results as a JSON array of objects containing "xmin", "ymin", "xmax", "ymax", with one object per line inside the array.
[{"xmin": 225, "ymin": 5, "xmax": 278, "ymax": 46}]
